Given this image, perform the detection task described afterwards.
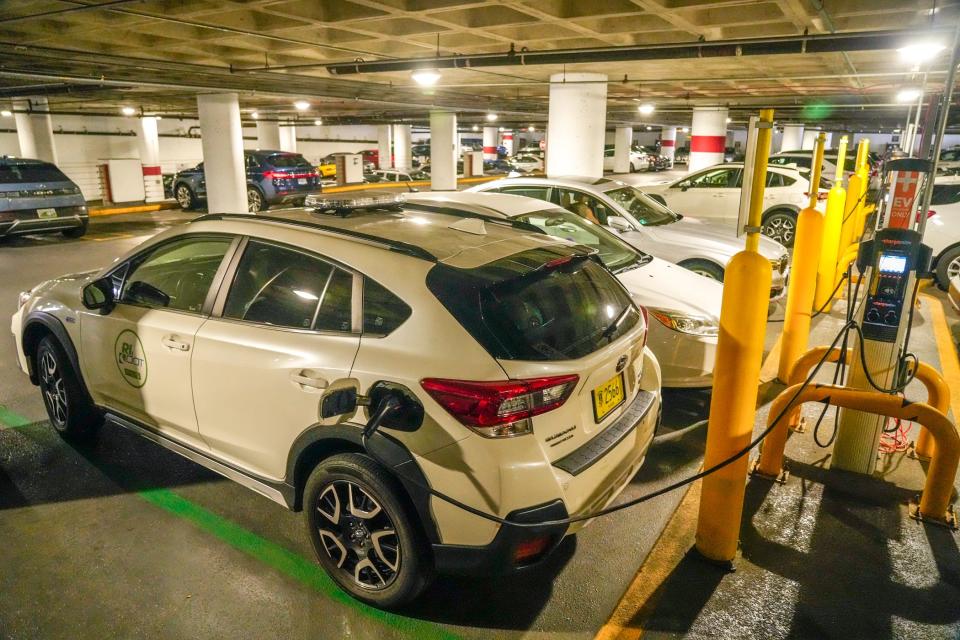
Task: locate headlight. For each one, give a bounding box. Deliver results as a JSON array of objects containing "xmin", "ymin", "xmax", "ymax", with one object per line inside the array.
[{"xmin": 650, "ymin": 309, "xmax": 719, "ymax": 336}]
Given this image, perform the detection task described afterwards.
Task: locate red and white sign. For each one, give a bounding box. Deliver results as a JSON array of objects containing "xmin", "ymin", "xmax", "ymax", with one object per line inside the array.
[{"xmin": 887, "ymin": 170, "xmax": 921, "ymax": 229}]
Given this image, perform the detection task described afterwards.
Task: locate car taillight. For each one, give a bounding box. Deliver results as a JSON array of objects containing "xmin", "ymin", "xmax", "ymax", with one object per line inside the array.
[
  {"xmin": 918, "ymin": 209, "xmax": 937, "ymax": 222},
  {"xmin": 262, "ymin": 170, "xmax": 277, "ymax": 179},
  {"xmin": 421, "ymin": 375, "xmax": 579, "ymax": 438}
]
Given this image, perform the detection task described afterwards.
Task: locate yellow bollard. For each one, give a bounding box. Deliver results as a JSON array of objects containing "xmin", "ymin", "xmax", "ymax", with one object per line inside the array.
[
  {"xmin": 853, "ymin": 140, "xmax": 871, "ymax": 239},
  {"xmin": 839, "ymin": 172, "xmax": 863, "ymax": 257},
  {"xmin": 813, "ymin": 135, "xmax": 848, "ymax": 312},
  {"xmin": 695, "ymin": 109, "xmax": 775, "ymax": 563},
  {"xmin": 777, "ymin": 134, "xmax": 828, "ymax": 382}
]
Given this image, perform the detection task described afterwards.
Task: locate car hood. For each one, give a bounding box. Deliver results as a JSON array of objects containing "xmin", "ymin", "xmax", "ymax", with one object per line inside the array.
[{"xmin": 617, "ymin": 256, "xmax": 723, "ymax": 319}]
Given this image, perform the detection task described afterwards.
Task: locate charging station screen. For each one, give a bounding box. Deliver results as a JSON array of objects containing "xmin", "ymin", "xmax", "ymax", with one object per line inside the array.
[{"xmin": 878, "ymin": 254, "xmax": 907, "ymax": 274}]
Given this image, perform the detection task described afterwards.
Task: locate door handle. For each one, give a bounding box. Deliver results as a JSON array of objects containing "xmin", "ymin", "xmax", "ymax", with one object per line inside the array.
[
  {"xmin": 161, "ymin": 335, "xmax": 190, "ymax": 351},
  {"xmin": 289, "ymin": 370, "xmax": 329, "ymax": 390}
]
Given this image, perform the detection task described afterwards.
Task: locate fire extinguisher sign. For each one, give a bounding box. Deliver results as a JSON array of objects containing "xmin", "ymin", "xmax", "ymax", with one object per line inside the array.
[{"xmin": 887, "ymin": 170, "xmax": 921, "ymax": 229}]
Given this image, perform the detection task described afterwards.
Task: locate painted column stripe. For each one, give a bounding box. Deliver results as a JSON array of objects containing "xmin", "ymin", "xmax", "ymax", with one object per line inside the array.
[
  {"xmin": 689, "ymin": 135, "xmax": 726, "ymax": 153},
  {"xmin": 660, "ymin": 140, "xmax": 675, "ymax": 147},
  {"xmin": 142, "ymin": 165, "xmax": 162, "ymax": 176},
  {"xmin": 482, "ymin": 146, "xmax": 496, "ymax": 153},
  {"xmin": 0, "ymin": 409, "xmax": 458, "ymax": 640}
]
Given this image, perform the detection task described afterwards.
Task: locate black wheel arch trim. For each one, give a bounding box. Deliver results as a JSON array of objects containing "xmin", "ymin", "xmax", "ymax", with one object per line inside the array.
[
  {"xmin": 932, "ymin": 241, "xmax": 960, "ymax": 269},
  {"xmin": 761, "ymin": 205, "xmax": 800, "ymax": 221},
  {"xmin": 22, "ymin": 311, "xmax": 91, "ymax": 400},
  {"xmin": 286, "ymin": 424, "xmax": 442, "ymax": 544}
]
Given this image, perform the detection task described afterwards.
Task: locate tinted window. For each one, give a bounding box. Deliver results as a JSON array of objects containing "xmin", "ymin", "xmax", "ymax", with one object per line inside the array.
[
  {"xmin": 500, "ymin": 185, "xmax": 550, "ymax": 201},
  {"xmin": 363, "ymin": 279, "xmax": 411, "ymax": 335},
  {"xmin": 427, "ymin": 248, "xmax": 638, "ymax": 361},
  {"xmin": 941, "ymin": 149, "xmax": 960, "ymax": 162},
  {"xmin": 0, "ymin": 162, "xmax": 70, "ymax": 184},
  {"xmin": 932, "ymin": 184, "xmax": 960, "ymax": 206},
  {"xmin": 121, "ymin": 236, "xmax": 232, "ymax": 313},
  {"xmin": 223, "ymin": 241, "xmax": 352, "ymax": 331},
  {"xmin": 766, "ymin": 172, "xmax": 784, "ymax": 188},
  {"xmin": 686, "ymin": 168, "xmax": 738, "ymax": 188},
  {"xmin": 265, "ymin": 153, "xmax": 312, "ymax": 169}
]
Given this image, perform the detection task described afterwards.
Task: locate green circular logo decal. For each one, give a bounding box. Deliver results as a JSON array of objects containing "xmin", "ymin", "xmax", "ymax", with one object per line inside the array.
[{"xmin": 115, "ymin": 330, "xmax": 148, "ymax": 388}]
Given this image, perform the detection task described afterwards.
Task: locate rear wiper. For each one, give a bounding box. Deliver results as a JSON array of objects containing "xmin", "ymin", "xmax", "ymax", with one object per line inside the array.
[{"xmin": 601, "ymin": 304, "xmax": 631, "ymax": 341}]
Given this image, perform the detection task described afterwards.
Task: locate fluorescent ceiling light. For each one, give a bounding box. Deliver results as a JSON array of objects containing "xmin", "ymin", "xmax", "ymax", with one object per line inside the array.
[
  {"xmin": 485, "ymin": 113, "xmax": 497, "ymax": 122},
  {"xmin": 681, "ymin": 127, "xmax": 689, "ymax": 133},
  {"xmin": 898, "ymin": 42, "xmax": 946, "ymax": 64},
  {"xmin": 527, "ymin": 125, "xmax": 535, "ymax": 132},
  {"xmin": 294, "ymin": 100, "xmax": 310, "ymax": 111},
  {"xmin": 411, "ymin": 69, "xmax": 441, "ymax": 86},
  {"xmin": 121, "ymin": 106, "xmax": 136, "ymax": 116},
  {"xmin": 637, "ymin": 103, "xmax": 655, "ymax": 115},
  {"xmin": 472, "ymin": 125, "xmax": 479, "ymax": 131},
  {"xmin": 0, "ymin": 110, "xmax": 11, "ymax": 117},
  {"xmin": 897, "ymin": 88, "xmax": 922, "ymax": 102},
  {"xmin": 314, "ymin": 119, "xmax": 322, "ymax": 126},
  {"xmin": 251, "ymin": 111, "xmax": 259, "ymax": 119}
]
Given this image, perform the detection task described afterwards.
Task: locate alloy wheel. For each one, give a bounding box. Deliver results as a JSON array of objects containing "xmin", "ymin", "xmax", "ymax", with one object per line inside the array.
[
  {"xmin": 948, "ymin": 256, "xmax": 960, "ymax": 282},
  {"xmin": 39, "ymin": 350, "xmax": 67, "ymax": 427},
  {"xmin": 762, "ymin": 214, "xmax": 796, "ymax": 245},
  {"xmin": 247, "ymin": 189, "xmax": 263, "ymax": 213},
  {"xmin": 690, "ymin": 267, "xmax": 720, "ymax": 280},
  {"xmin": 315, "ymin": 480, "xmax": 401, "ymax": 591},
  {"xmin": 176, "ymin": 185, "xmax": 192, "ymax": 209}
]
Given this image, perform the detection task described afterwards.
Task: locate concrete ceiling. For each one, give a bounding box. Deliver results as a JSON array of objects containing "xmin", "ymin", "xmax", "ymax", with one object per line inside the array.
[{"xmin": 1, "ymin": 0, "xmax": 957, "ymax": 130}]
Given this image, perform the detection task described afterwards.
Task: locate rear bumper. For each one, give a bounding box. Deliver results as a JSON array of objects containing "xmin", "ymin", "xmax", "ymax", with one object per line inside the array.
[{"xmin": 0, "ymin": 208, "xmax": 88, "ymax": 238}]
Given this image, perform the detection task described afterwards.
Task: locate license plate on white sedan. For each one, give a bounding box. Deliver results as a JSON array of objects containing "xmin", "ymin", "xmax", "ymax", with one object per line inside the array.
[
  {"xmin": 592, "ymin": 373, "xmax": 625, "ymax": 422},
  {"xmin": 36, "ymin": 208, "xmax": 57, "ymax": 219},
  {"xmin": 298, "ymin": 178, "xmax": 307, "ymax": 185}
]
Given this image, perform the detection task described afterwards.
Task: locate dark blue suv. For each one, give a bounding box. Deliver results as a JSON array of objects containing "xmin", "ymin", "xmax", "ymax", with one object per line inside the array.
[
  {"xmin": 0, "ymin": 157, "xmax": 88, "ymax": 240},
  {"xmin": 172, "ymin": 150, "xmax": 320, "ymax": 213}
]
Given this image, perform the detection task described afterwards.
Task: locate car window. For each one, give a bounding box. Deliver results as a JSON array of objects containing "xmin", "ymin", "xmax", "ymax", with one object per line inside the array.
[
  {"xmin": 557, "ymin": 188, "xmax": 615, "ymax": 225},
  {"xmin": 686, "ymin": 168, "xmax": 738, "ymax": 188},
  {"xmin": 0, "ymin": 162, "xmax": 70, "ymax": 183},
  {"xmin": 604, "ymin": 148, "xmax": 614, "ymax": 157},
  {"xmin": 266, "ymin": 154, "xmax": 312, "ymax": 169},
  {"xmin": 500, "ymin": 185, "xmax": 550, "ymax": 201},
  {"xmin": 941, "ymin": 149, "xmax": 960, "ymax": 162},
  {"xmin": 363, "ymin": 279, "xmax": 411, "ymax": 335},
  {"xmin": 223, "ymin": 241, "xmax": 353, "ymax": 332},
  {"xmin": 246, "ymin": 155, "xmax": 260, "ymax": 170},
  {"xmin": 766, "ymin": 172, "xmax": 784, "ymax": 188},
  {"xmin": 515, "ymin": 209, "xmax": 647, "ymax": 272},
  {"xmin": 121, "ymin": 236, "xmax": 232, "ymax": 313},
  {"xmin": 932, "ymin": 183, "xmax": 960, "ymax": 205},
  {"xmin": 605, "ymin": 186, "xmax": 679, "ymax": 226}
]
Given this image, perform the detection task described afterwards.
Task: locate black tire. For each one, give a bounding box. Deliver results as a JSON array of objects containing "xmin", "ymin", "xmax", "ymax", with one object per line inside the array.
[
  {"xmin": 175, "ymin": 183, "xmax": 197, "ymax": 210},
  {"xmin": 761, "ymin": 210, "xmax": 798, "ymax": 248},
  {"xmin": 62, "ymin": 220, "xmax": 88, "ymax": 238},
  {"xmin": 247, "ymin": 187, "xmax": 266, "ymax": 213},
  {"xmin": 935, "ymin": 246, "xmax": 960, "ymax": 290},
  {"xmin": 678, "ymin": 259, "xmax": 725, "ymax": 282},
  {"xmin": 35, "ymin": 336, "xmax": 101, "ymax": 440},
  {"xmin": 304, "ymin": 453, "xmax": 432, "ymax": 608}
]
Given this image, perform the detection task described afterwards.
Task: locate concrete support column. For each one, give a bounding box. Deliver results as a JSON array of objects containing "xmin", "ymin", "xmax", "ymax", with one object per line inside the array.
[
  {"xmin": 688, "ymin": 106, "xmax": 727, "ymax": 172},
  {"xmin": 256, "ymin": 121, "xmax": 281, "ymax": 149},
  {"xmin": 801, "ymin": 129, "xmax": 819, "ymax": 150},
  {"xmin": 377, "ymin": 125, "xmax": 393, "ymax": 169},
  {"xmin": 614, "ymin": 126, "xmax": 633, "ymax": 174},
  {"xmin": 502, "ymin": 130, "xmax": 514, "ymax": 156},
  {"xmin": 13, "ymin": 97, "xmax": 57, "ymax": 163},
  {"xmin": 279, "ymin": 124, "xmax": 297, "ymax": 153},
  {"xmin": 482, "ymin": 126, "xmax": 498, "ymax": 161},
  {"xmin": 138, "ymin": 116, "xmax": 163, "ymax": 203},
  {"xmin": 781, "ymin": 124, "xmax": 804, "ymax": 152},
  {"xmin": 393, "ymin": 124, "xmax": 412, "ymax": 171},
  {"xmin": 546, "ymin": 72, "xmax": 607, "ymax": 179},
  {"xmin": 661, "ymin": 126, "xmax": 677, "ymax": 166},
  {"xmin": 430, "ymin": 111, "xmax": 457, "ymax": 191},
  {"xmin": 197, "ymin": 93, "xmax": 247, "ymax": 214}
]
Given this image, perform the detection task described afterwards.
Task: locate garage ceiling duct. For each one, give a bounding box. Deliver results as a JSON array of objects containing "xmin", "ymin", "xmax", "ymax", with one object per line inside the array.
[{"xmin": 326, "ymin": 28, "xmax": 953, "ymax": 75}]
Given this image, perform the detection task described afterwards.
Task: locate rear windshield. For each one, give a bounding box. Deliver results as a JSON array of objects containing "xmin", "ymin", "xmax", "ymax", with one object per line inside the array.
[
  {"xmin": 0, "ymin": 162, "xmax": 70, "ymax": 184},
  {"xmin": 266, "ymin": 154, "xmax": 313, "ymax": 169},
  {"xmin": 427, "ymin": 247, "xmax": 639, "ymax": 361},
  {"xmin": 932, "ymin": 183, "xmax": 960, "ymax": 206}
]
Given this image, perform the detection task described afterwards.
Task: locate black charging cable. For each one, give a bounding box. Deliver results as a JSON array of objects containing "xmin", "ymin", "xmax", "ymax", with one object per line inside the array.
[
  {"xmin": 767, "ymin": 272, "xmax": 849, "ymax": 323},
  {"xmin": 359, "ymin": 321, "xmax": 857, "ymax": 529}
]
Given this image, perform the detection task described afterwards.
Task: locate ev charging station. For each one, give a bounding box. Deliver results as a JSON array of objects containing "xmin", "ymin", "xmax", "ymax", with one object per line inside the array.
[{"xmin": 832, "ymin": 159, "xmax": 934, "ymax": 473}]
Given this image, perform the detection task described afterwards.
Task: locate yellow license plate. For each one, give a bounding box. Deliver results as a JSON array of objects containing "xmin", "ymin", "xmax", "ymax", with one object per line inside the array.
[{"xmin": 592, "ymin": 373, "xmax": 625, "ymax": 422}]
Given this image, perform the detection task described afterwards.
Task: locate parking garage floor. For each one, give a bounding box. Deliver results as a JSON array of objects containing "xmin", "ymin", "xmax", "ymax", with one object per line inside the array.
[{"xmin": 0, "ymin": 208, "xmax": 717, "ymax": 639}]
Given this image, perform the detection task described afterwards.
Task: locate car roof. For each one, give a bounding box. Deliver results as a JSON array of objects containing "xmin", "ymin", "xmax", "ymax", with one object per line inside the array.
[
  {"xmin": 407, "ymin": 191, "xmax": 555, "ymax": 218},
  {"xmin": 0, "ymin": 156, "xmax": 54, "ymax": 167},
  {"xmin": 697, "ymin": 162, "xmax": 803, "ymax": 175},
  {"xmin": 194, "ymin": 205, "xmax": 565, "ymax": 269},
  {"xmin": 479, "ymin": 175, "xmax": 625, "ymax": 191}
]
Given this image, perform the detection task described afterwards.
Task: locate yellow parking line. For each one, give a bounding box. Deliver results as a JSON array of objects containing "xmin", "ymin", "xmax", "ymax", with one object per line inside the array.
[
  {"xmin": 920, "ymin": 293, "xmax": 960, "ymax": 419},
  {"xmin": 89, "ymin": 203, "xmax": 177, "ymax": 217}
]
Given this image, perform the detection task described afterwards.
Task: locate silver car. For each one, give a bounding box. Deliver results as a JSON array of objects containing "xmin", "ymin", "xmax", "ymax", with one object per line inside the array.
[{"xmin": 468, "ymin": 176, "xmax": 789, "ymax": 299}]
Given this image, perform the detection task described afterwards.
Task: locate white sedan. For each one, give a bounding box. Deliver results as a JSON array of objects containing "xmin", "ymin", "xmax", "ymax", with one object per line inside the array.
[
  {"xmin": 643, "ymin": 163, "xmax": 825, "ymax": 247},
  {"xmin": 510, "ymin": 153, "xmax": 543, "ymax": 172},
  {"xmin": 407, "ymin": 191, "xmax": 723, "ymax": 388},
  {"xmin": 923, "ymin": 176, "xmax": 960, "ymax": 289},
  {"xmin": 603, "ymin": 147, "xmax": 649, "ymax": 173}
]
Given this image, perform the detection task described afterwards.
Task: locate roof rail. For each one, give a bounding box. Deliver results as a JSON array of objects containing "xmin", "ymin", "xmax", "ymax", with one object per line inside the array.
[
  {"xmin": 403, "ymin": 202, "xmax": 542, "ymax": 234},
  {"xmin": 191, "ymin": 213, "xmax": 437, "ymax": 262}
]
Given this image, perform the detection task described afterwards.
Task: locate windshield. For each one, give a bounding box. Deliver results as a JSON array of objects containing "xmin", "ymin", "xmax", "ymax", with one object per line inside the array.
[
  {"xmin": 605, "ymin": 186, "xmax": 680, "ymax": 226},
  {"xmin": 0, "ymin": 162, "xmax": 71, "ymax": 184},
  {"xmin": 266, "ymin": 154, "xmax": 313, "ymax": 169},
  {"xmin": 515, "ymin": 209, "xmax": 650, "ymax": 273}
]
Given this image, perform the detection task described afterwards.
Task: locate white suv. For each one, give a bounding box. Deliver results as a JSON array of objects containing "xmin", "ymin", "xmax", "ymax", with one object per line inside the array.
[{"xmin": 11, "ymin": 204, "xmax": 661, "ymax": 608}]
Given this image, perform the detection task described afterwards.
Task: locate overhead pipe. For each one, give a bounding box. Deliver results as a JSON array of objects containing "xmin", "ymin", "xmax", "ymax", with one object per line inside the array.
[{"xmin": 326, "ymin": 28, "xmax": 954, "ymax": 75}]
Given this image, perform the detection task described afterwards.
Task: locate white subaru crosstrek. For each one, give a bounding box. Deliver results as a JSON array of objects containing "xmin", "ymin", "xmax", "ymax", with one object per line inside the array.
[
  {"xmin": 11, "ymin": 203, "xmax": 661, "ymax": 608},
  {"xmin": 405, "ymin": 191, "xmax": 723, "ymax": 388}
]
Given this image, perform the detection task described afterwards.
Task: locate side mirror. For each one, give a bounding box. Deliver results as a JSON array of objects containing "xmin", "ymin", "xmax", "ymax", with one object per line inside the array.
[
  {"xmin": 318, "ymin": 378, "xmax": 361, "ymax": 425},
  {"xmin": 82, "ymin": 277, "xmax": 114, "ymax": 312},
  {"xmin": 679, "ymin": 183, "xmax": 690, "ymax": 192},
  {"xmin": 607, "ymin": 215, "xmax": 631, "ymax": 232}
]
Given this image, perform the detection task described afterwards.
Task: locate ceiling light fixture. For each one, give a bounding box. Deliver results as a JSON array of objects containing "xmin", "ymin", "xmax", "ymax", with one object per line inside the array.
[
  {"xmin": 527, "ymin": 125, "xmax": 535, "ymax": 132},
  {"xmin": 646, "ymin": 125, "xmax": 652, "ymax": 131},
  {"xmin": 411, "ymin": 69, "xmax": 442, "ymax": 86},
  {"xmin": 121, "ymin": 106, "xmax": 136, "ymax": 116},
  {"xmin": 472, "ymin": 125, "xmax": 479, "ymax": 131},
  {"xmin": 897, "ymin": 88, "xmax": 922, "ymax": 102},
  {"xmin": 637, "ymin": 103, "xmax": 655, "ymax": 115},
  {"xmin": 0, "ymin": 110, "xmax": 11, "ymax": 117},
  {"xmin": 485, "ymin": 113, "xmax": 497, "ymax": 122},
  {"xmin": 294, "ymin": 100, "xmax": 310, "ymax": 111},
  {"xmin": 251, "ymin": 111, "xmax": 259, "ymax": 120},
  {"xmin": 898, "ymin": 42, "xmax": 946, "ymax": 64},
  {"xmin": 314, "ymin": 119, "xmax": 322, "ymax": 126},
  {"xmin": 681, "ymin": 127, "xmax": 689, "ymax": 133}
]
